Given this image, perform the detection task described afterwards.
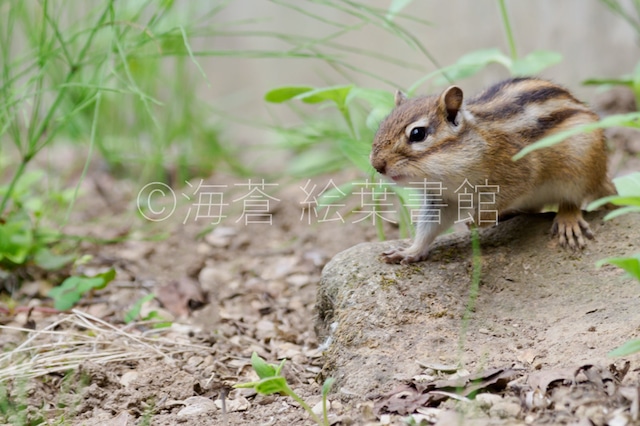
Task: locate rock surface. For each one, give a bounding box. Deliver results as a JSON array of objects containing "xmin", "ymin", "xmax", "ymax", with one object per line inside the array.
[{"xmin": 316, "ymin": 212, "xmax": 640, "ymax": 397}]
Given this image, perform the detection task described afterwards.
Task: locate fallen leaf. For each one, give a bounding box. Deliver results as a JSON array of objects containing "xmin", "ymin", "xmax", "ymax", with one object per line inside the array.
[
  {"xmin": 156, "ymin": 278, "xmax": 207, "ymax": 317},
  {"xmin": 526, "ymin": 368, "xmax": 575, "ymax": 393},
  {"xmin": 374, "ymin": 368, "xmax": 523, "ymax": 415}
]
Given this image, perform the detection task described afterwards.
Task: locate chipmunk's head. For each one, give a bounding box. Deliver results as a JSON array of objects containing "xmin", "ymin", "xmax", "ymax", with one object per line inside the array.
[{"xmin": 370, "ymin": 86, "xmax": 472, "ymax": 183}]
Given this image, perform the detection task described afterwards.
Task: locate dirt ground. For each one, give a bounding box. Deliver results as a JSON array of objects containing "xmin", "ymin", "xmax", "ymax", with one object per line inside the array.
[{"xmin": 1, "ymin": 89, "xmax": 640, "ymax": 425}]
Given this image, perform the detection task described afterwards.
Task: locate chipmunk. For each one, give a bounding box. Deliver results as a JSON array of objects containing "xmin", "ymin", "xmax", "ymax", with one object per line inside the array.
[{"xmin": 370, "ymin": 77, "xmax": 616, "ymax": 264}]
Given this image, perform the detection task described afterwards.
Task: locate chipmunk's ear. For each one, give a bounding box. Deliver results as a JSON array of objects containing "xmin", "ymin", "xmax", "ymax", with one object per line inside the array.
[
  {"xmin": 440, "ymin": 86, "xmax": 464, "ymax": 125},
  {"xmin": 395, "ymin": 90, "xmax": 407, "ymax": 106}
]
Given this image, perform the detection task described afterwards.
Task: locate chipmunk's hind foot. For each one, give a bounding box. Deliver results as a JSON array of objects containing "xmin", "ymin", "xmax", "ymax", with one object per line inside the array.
[{"xmin": 551, "ymin": 204, "xmax": 594, "ymax": 250}]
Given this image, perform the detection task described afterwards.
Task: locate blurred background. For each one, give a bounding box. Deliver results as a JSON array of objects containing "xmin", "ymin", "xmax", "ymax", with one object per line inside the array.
[
  {"xmin": 215, "ymin": 0, "xmax": 638, "ymax": 143},
  {"xmin": 1, "ymin": 0, "xmax": 639, "ymax": 282}
]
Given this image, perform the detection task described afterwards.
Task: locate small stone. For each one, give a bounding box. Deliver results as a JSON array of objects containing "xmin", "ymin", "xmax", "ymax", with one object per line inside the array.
[
  {"xmin": 379, "ymin": 414, "xmax": 392, "ymax": 425},
  {"xmin": 204, "ymin": 227, "xmax": 236, "ymax": 248},
  {"xmin": 215, "ymin": 395, "xmax": 250, "ymax": 412},
  {"xmin": 176, "ymin": 396, "xmax": 217, "ymax": 419},
  {"xmin": 198, "ymin": 266, "xmax": 219, "ymax": 289},
  {"xmin": 119, "ymin": 371, "xmax": 139, "ymax": 387},
  {"xmin": 312, "ymin": 400, "xmax": 329, "ymax": 416},
  {"xmin": 187, "ymin": 356, "xmax": 204, "ymax": 367},
  {"xmin": 415, "ymin": 407, "xmax": 442, "ymax": 423},
  {"xmin": 286, "ymin": 274, "xmax": 311, "ymax": 287},
  {"xmin": 196, "ymin": 242, "xmax": 214, "ymax": 255},
  {"xmin": 255, "ymin": 319, "xmax": 275, "ymax": 341},
  {"xmin": 261, "ymin": 256, "xmax": 297, "ymax": 280},
  {"xmin": 580, "ymin": 405, "xmax": 606, "ymax": 426},
  {"xmin": 304, "ymin": 250, "xmax": 327, "ymax": 266},
  {"xmin": 489, "ymin": 400, "xmax": 521, "ymax": 419},
  {"xmin": 276, "ymin": 342, "xmax": 303, "ymax": 360},
  {"xmin": 475, "ymin": 393, "xmax": 502, "ymax": 409},
  {"xmin": 608, "ymin": 411, "xmax": 631, "ymax": 426}
]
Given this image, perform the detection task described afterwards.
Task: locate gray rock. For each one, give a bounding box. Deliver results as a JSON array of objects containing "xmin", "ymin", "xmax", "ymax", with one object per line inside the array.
[{"xmin": 315, "ymin": 212, "xmax": 640, "ymax": 397}]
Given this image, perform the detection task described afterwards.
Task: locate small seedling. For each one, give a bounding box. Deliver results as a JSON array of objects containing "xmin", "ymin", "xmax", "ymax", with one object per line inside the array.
[
  {"xmin": 235, "ymin": 352, "xmax": 335, "ymax": 426},
  {"xmin": 124, "ymin": 294, "xmax": 172, "ymax": 328},
  {"xmin": 48, "ymin": 269, "xmax": 116, "ymax": 311}
]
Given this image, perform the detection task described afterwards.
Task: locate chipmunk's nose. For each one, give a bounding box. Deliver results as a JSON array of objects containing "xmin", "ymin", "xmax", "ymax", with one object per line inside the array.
[{"xmin": 371, "ymin": 158, "xmax": 386, "ymax": 175}]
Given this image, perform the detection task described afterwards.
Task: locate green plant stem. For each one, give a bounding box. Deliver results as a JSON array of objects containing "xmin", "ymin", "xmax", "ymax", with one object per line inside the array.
[
  {"xmin": 0, "ymin": 1, "xmax": 114, "ymax": 216},
  {"xmin": 283, "ymin": 384, "xmax": 323, "ymax": 425},
  {"xmin": 374, "ymin": 199, "xmax": 385, "ymax": 241},
  {"xmin": 322, "ymin": 393, "xmax": 329, "ymax": 425},
  {"xmin": 458, "ymin": 227, "xmax": 482, "ymax": 361},
  {"xmin": 498, "ymin": 0, "xmax": 517, "ymax": 60}
]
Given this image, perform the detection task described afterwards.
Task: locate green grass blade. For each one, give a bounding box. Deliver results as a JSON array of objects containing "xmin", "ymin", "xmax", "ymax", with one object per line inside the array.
[{"xmin": 513, "ymin": 112, "xmax": 640, "ymax": 161}]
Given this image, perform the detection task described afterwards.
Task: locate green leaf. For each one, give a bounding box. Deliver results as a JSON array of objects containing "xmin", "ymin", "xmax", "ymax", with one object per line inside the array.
[
  {"xmin": 336, "ymin": 136, "xmax": 374, "ymax": 173},
  {"xmin": 348, "ymin": 87, "xmax": 394, "ymax": 111},
  {"xmin": 48, "ymin": 277, "xmax": 103, "ymax": 311},
  {"xmin": 596, "ymin": 254, "xmax": 640, "ymax": 281},
  {"xmin": 596, "ymin": 196, "xmax": 640, "ymax": 208},
  {"xmin": 366, "ymin": 107, "xmax": 391, "ymax": 131},
  {"xmin": 603, "ymin": 206, "xmax": 640, "ymax": 221},
  {"xmin": 146, "ymin": 311, "xmax": 172, "ymax": 328},
  {"xmin": 435, "ymin": 48, "xmax": 511, "ymax": 85},
  {"xmin": 348, "ymin": 87, "xmax": 394, "ymax": 131},
  {"xmin": 233, "ymin": 381, "xmax": 260, "ymax": 389},
  {"xmin": 33, "ymin": 248, "xmax": 75, "ymax": 271},
  {"xmin": 0, "ymin": 219, "xmax": 32, "ymax": 265},
  {"xmin": 612, "ymin": 172, "xmax": 640, "ymax": 197},
  {"xmin": 609, "ymin": 338, "xmax": 640, "ymax": 357},
  {"xmin": 513, "ymin": 112, "xmax": 640, "ymax": 160},
  {"xmin": 295, "ymin": 85, "xmax": 353, "ymax": 108},
  {"xmin": 456, "ymin": 48, "xmax": 509, "ymax": 67},
  {"xmin": 274, "ymin": 358, "xmax": 286, "ymax": 376},
  {"xmin": 95, "ymin": 268, "xmax": 116, "ymax": 289},
  {"xmin": 255, "ymin": 376, "xmax": 288, "ymax": 395},
  {"xmin": 322, "ymin": 377, "xmax": 336, "ymax": 398},
  {"xmin": 264, "ymin": 86, "xmax": 314, "ymax": 103},
  {"xmin": 583, "ymin": 77, "xmax": 633, "ymax": 87},
  {"xmin": 510, "ymin": 50, "xmax": 562, "ymax": 76},
  {"xmin": 6, "ymin": 171, "xmax": 45, "ymax": 200},
  {"xmin": 588, "ymin": 196, "xmax": 640, "ymax": 211},
  {"xmin": 251, "ymin": 352, "xmax": 277, "ymax": 379},
  {"xmin": 124, "ymin": 293, "xmax": 155, "ymax": 323},
  {"xmin": 631, "ymin": 66, "xmax": 640, "ymax": 107},
  {"xmin": 48, "ymin": 269, "xmax": 116, "ymax": 311},
  {"xmin": 387, "ymin": 0, "xmax": 414, "ymax": 19},
  {"xmin": 587, "ymin": 173, "xmax": 640, "ymax": 213}
]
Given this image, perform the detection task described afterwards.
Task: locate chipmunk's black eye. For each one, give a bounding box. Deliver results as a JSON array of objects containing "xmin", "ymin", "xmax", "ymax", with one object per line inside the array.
[{"xmin": 409, "ymin": 126, "xmax": 428, "ymax": 143}]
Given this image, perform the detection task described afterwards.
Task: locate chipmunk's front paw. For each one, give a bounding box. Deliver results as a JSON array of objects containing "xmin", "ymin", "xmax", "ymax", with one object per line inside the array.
[
  {"xmin": 382, "ymin": 246, "xmax": 428, "ymax": 265},
  {"xmin": 551, "ymin": 212, "xmax": 593, "ymax": 250}
]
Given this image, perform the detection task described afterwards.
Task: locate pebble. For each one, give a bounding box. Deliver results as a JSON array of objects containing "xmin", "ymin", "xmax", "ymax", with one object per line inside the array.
[
  {"xmin": 176, "ymin": 396, "xmax": 217, "ymax": 419},
  {"xmin": 489, "ymin": 400, "xmax": 521, "ymax": 418},
  {"xmin": 379, "ymin": 414, "xmax": 391, "ymax": 425},
  {"xmin": 286, "ymin": 274, "xmax": 311, "ymax": 287},
  {"xmin": 475, "ymin": 393, "xmax": 503, "ymax": 409},
  {"xmin": 312, "ymin": 400, "xmax": 329, "ymax": 416},
  {"xmin": 204, "ymin": 227, "xmax": 236, "ymax": 248},
  {"xmin": 187, "ymin": 356, "xmax": 204, "ymax": 367},
  {"xmin": 215, "ymin": 395, "xmax": 250, "ymax": 412},
  {"xmin": 119, "ymin": 371, "xmax": 139, "ymax": 387}
]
